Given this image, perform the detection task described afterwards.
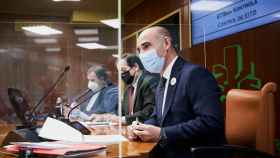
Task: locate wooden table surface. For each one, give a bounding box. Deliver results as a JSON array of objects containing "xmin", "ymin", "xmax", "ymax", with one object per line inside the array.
[{"xmin": 0, "ymin": 123, "xmax": 156, "ymax": 158}]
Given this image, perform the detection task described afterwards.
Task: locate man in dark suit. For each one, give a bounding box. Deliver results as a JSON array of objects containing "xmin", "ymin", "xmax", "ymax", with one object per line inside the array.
[
  {"xmin": 107, "ymin": 54, "xmax": 159, "ymax": 125},
  {"xmin": 128, "ymin": 26, "xmax": 225, "ymax": 158}
]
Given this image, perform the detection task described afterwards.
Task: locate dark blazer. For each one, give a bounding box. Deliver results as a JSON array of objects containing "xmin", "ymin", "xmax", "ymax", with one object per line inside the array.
[
  {"xmin": 79, "ymin": 84, "xmax": 118, "ymax": 115},
  {"xmin": 145, "ymin": 57, "xmax": 225, "ymax": 158},
  {"xmin": 122, "ymin": 71, "xmax": 159, "ymax": 124}
]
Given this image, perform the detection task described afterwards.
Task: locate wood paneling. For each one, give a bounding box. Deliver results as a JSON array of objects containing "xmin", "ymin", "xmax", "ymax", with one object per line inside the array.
[
  {"xmin": 124, "ymin": 0, "xmax": 187, "ymax": 37},
  {"xmin": 123, "ymin": 35, "xmax": 136, "ymax": 53},
  {"xmin": 190, "ymin": 21, "xmax": 280, "ymax": 138},
  {"xmin": 123, "ymin": 0, "xmax": 190, "ymax": 57}
]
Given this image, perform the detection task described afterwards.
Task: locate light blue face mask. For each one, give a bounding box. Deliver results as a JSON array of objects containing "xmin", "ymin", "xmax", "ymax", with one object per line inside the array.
[{"xmin": 138, "ymin": 48, "xmax": 164, "ymax": 73}]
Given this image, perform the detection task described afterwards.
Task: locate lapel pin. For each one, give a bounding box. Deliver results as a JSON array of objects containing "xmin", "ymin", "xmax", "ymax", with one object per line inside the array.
[{"xmin": 170, "ymin": 77, "xmax": 176, "ymax": 86}]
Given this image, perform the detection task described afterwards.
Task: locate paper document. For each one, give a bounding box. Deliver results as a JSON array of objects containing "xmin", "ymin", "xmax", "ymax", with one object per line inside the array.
[
  {"xmin": 39, "ymin": 117, "xmax": 127, "ymax": 144},
  {"xmin": 83, "ymin": 135, "xmax": 128, "ymax": 144},
  {"xmin": 39, "ymin": 117, "xmax": 83, "ymax": 142},
  {"xmin": 82, "ymin": 121, "xmax": 118, "ymax": 127}
]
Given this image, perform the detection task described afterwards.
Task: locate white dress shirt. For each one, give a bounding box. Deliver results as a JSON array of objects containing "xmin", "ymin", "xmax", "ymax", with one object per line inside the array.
[
  {"xmin": 86, "ymin": 91, "xmax": 100, "ymax": 112},
  {"xmin": 161, "ymin": 56, "xmax": 178, "ymax": 115}
]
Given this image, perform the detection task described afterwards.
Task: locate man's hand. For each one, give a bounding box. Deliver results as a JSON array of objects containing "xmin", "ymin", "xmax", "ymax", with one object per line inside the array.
[
  {"xmin": 91, "ymin": 114, "xmax": 106, "ymax": 121},
  {"xmin": 132, "ymin": 123, "xmax": 161, "ymax": 142},
  {"xmin": 63, "ymin": 106, "xmax": 71, "ymax": 118},
  {"xmin": 127, "ymin": 124, "xmax": 139, "ymax": 141},
  {"xmin": 93, "ymin": 114, "xmax": 121, "ymax": 123},
  {"xmin": 107, "ymin": 114, "xmax": 121, "ymax": 123}
]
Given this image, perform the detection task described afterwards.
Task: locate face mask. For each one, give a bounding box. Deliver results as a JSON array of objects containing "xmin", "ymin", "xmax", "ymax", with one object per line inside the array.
[
  {"xmin": 121, "ymin": 70, "xmax": 134, "ymax": 85},
  {"xmin": 138, "ymin": 48, "xmax": 165, "ymax": 73},
  {"xmin": 88, "ymin": 81, "xmax": 100, "ymax": 92}
]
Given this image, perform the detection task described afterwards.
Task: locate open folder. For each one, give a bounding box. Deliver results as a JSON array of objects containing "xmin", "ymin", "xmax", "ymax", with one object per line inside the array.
[{"xmin": 39, "ymin": 117, "xmax": 127, "ymax": 144}]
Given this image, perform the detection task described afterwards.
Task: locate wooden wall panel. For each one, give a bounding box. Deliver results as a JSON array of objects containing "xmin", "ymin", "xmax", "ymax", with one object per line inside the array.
[
  {"xmin": 123, "ymin": 0, "xmax": 190, "ymax": 57},
  {"xmin": 123, "ymin": 36, "xmax": 136, "ymax": 53},
  {"xmin": 124, "ymin": 0, "xmax": 187, "ymax": 37},
  {"xmin": 190, "ymin": 21, "xmax": 280, "ymax": 142}
]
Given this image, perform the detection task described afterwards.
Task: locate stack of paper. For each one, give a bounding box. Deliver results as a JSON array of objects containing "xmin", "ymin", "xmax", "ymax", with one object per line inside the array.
[{"xmin": 4, "ymin": 141, "xmax": 106, "ymax": 156}]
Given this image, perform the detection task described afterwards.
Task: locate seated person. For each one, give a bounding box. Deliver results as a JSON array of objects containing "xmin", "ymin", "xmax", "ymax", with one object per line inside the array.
[
  {"xmin": 127, "ymin": 26, "xmax": 225, "ymax": 158},
  {"xmin": 69, "ymin": 64, "xmax": 118, "ymax": 121},
  {"xmin": 100, "ymin": 54, "xmax": 159, "ymax": 125}
]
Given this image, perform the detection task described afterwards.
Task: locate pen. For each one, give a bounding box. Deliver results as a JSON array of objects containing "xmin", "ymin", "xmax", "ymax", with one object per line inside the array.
[
  {"xmin": 135, "ymin": 117, "xmax": 140, "ymax": 125},
  {"xmin": 134, "ymin": 117, "xmax": 144, "ymax": 131}
]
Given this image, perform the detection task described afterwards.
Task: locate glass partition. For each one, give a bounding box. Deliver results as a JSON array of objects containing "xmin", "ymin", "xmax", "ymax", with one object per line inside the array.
[{"xmin": 0, "ymin": 2, "xmax": 124, "ymax": 154}]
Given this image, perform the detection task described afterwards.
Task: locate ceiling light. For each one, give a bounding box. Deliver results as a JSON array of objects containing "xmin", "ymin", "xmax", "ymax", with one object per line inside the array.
[
  {"xmin": 78, "ymin": 37, "xmax": 99, "ymax": 42},
  {"xmin": 34, "ymin": 38, "xmax": 58, "ymax": 44},
  {"xmin": 76, "ymin": 43, "xmax": 107, "ymax": 49},
  {"xmin": 45, "ymin": 47, "xmax": 61, "ymax": 52},
  {"xmin": 191, "ymin": 0, "xmax": 232, "ymax": 11},
  {"xmin": 0, "ymin": 49, "xmax": 8, "ymax": 53},
  {"xmin": 103, "ymin": 45, "xmax": 118, "ymax": 50},
  {"xmin": 74, "ymin": 29, "xmax": 98, "ymax": 35},
  {"xmin": 112, "ymin": 54, "xmax": 118, "ymax": 58},
  {"xmin": 100, "ymin": 19, "xmax": 120, "ymax": 29},
  {"xmin": 22, "ymin": 25, "xmax": 63, "ymax": 35},
  {"xmin": 24, "ymin": 31, "xmax": 44, "ymax": 37},
  {"xmin": 52, "ymin": 0, "xmax": 80, "ymax": 2}
]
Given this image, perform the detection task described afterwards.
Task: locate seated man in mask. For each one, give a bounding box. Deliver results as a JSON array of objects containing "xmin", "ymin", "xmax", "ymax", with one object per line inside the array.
[
  {"xmin": 127, "ymin": 26, "xmax": 225, "ymax": 158},
  {"xmin": 104, "ymin": 54, "xmax": 159, "ymax": 125},
  {"xmin": 69, "ymin": 64, "xmax": 118, "ymax": 121}
]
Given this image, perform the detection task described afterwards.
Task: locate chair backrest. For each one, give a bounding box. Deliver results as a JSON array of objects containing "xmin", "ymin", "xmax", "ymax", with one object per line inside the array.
[{"xmin": 225, "ymin": 82, "xmax": 277, "ymax": 155}]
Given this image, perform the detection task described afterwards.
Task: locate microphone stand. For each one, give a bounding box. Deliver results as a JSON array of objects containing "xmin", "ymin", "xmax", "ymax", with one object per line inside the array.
[
  {"xmin": 61, "ymin": 87, "xmax": 106, "ymax": 135},
  {"xmin": 71, "ymin": 89, "xmax": 91, "ymax": 105},
  {"xmin": 30, "ymin": 66, "xmax": 70, "ymax": 121}
]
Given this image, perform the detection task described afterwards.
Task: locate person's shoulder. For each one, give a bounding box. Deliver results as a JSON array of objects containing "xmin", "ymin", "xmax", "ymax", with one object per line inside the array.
[
  {"xmin": 180, "ymin": 59, "xmax": 210, "ymax": 75},
  {"xmin": 141, "ymin": 71, "xmax": 160, "ymax": 84},
  {"xmin": 103, "ymin": 84, "xmax": 118, "ymax": 94},
  {"xmin": 179, "ymin": 57, "xmax": 199, "ymax": 70},
  {"xmin": 176, "ymin": 58, "xmax": 213, "ymax": 82}
]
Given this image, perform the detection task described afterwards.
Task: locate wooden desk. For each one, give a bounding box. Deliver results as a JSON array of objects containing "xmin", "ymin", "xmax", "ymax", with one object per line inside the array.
[
  {"xmin": 96, "ymin": 141, "xmax": 155, "ymax": 158},
  {"xmin": 89, "ymin": 125, "xmax": 156, "ymax": 158},
  {"xmin": 0, "ymin": 124, "xmax": 156, "ymax": 158}
]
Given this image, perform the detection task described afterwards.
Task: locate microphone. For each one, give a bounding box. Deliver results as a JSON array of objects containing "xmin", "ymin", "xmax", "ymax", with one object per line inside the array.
[
  {"xmin": 30, "ymin": 65, "xmax": 71, "ymax": 120},
  {"xmin": 54, "ymin": 97, "xmax": 64, "ymax": 119},
  {"xmin": 72, "ymin": 88, "xmax": 91, "ymax": 103},
  {"xmin": 64, "ymin": 65, "xmax": 70, "ymax": 72},
  {"xmin": 67, "ymin": 87, "xmax": 105, "ymax": 119},
  {"xmin": 58, "ymin": 87, "xmax": 105, "ymax": 135}
]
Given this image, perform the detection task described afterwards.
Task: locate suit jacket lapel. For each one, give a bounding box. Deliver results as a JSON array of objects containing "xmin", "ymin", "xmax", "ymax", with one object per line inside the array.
[
  {"xmin": 91, "ymin": 87, "xmax": 105, "ymax": 110},
  {"xmin": 161, "ymin": 57, "xmax": 185, "ymax": 124}
]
